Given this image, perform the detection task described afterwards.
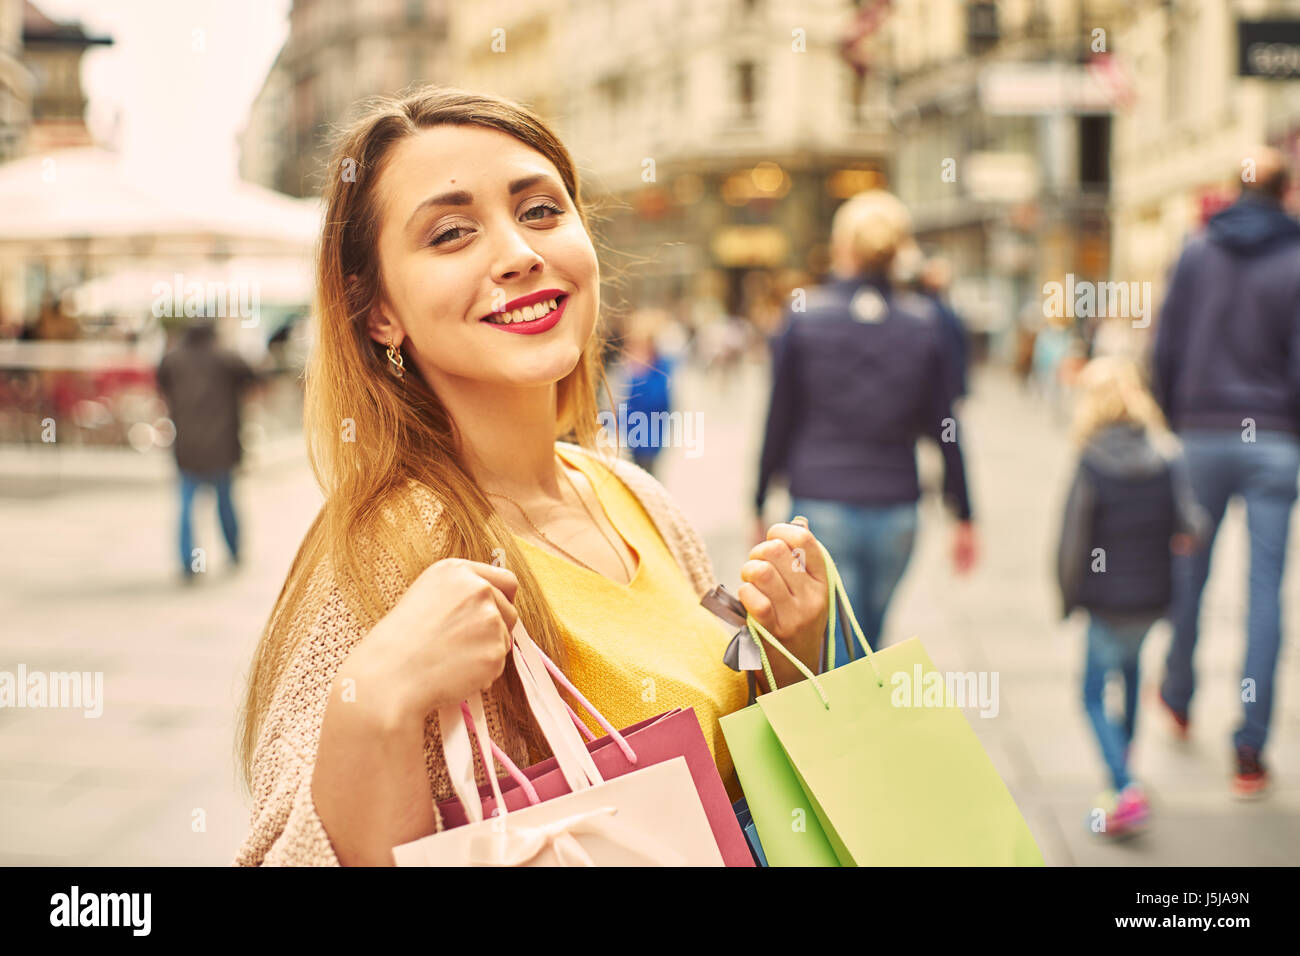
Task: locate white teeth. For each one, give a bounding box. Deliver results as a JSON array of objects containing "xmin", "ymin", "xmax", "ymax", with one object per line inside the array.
[
  {"xmin": 487, "ymin": 298, "xmax": 559, "ymax": 324},
  {"xmin": 483, "ymin": 297, "xmax": 564, "ymax": 323}
]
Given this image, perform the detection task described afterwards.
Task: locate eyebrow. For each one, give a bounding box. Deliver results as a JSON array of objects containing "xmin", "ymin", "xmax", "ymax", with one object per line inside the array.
[{"xmin": 404, "ymin": 174, "xmax": 556, "ymax": 232}]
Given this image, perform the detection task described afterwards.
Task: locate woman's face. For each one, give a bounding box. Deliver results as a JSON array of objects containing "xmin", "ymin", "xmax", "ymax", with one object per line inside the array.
[{"xmin": 367, "ymin": 124, "xmax": 599, "ymax": 392}]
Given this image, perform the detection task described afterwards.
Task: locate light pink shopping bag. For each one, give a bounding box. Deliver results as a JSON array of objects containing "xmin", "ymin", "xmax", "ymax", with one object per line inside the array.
[{"xmin": 393, "ymin": 622, "xmax": 725, "ymax": 867}]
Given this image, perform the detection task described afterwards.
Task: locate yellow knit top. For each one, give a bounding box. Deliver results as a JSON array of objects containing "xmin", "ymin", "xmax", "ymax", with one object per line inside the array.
[{"xmin": 515, "ymin": 445, "xmax": 750, "ymax": 802}]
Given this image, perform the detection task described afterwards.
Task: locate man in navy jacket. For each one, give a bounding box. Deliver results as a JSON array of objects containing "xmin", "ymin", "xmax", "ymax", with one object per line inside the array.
[{"xmin": 1152, "ymin": 147, "xmax": 1300, "ymax": 798}]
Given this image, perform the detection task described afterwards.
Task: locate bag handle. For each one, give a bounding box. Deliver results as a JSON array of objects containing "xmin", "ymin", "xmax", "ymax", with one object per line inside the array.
[
  {"xmin": 438, "ymin": 693, "xmax": 507, "ymax": 825},
  {"xmin": 510, "ymin": 621, "xmax": 609, "ymax": 788},
  {"xmin": 462, "ymin": 701, "xmax": 541, "ymax": 806},
  {"xmin": 533, "ymin": 641, "xmax": 637, "ymax": 763},
  {"xmin": 745, "ymin": 541, "xmax": 884, "ymax": 709},
  {"xmin": 439, "ymin": 620, "xmax": 635, "ymax": 823},
  {"xmin": 821, "ymin": 574, "xmax": 861, "ymax": 671}
]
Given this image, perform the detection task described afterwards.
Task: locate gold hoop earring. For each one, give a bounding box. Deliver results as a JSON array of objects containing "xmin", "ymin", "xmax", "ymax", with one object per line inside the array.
[{"xmin": 386, "ymin": 341, "xmax": 405, "ymax": 379}]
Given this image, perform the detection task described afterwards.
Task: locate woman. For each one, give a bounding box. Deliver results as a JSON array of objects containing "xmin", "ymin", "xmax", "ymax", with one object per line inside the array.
[
  {"xmin": 234, "ymin": 87, "xmax": 831, "ymax": 866},
  {"xmin": 754, "ymin": 190, "xmax": 977, "ymax": 662}
]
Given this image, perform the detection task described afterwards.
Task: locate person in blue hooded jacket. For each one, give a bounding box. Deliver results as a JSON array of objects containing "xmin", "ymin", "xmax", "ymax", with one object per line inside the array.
[
  {"xmin": 1152, "ymin": 146, "xmax": 1300, "ymax": 798},
  {"xmin": 755, "ymin": 190, "xmax": 977, "ymax": 663}
]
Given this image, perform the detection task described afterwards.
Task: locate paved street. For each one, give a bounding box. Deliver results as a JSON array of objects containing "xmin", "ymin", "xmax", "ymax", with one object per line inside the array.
[{"xmin": 2, "ymin": 360, "xmax": 1297, "ymax": 865}]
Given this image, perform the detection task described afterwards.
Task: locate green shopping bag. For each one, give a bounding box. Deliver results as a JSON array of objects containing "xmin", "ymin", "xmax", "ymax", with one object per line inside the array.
[{"xmin": 719, "ymin": 543, "xmax": 1044, "ymax": 866}]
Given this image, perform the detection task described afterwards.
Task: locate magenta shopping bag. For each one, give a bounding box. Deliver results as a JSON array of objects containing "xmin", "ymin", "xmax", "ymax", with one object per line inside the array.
[{"xmin": 437, "ymin": 704, "xmax": 754, "ymax": 867}]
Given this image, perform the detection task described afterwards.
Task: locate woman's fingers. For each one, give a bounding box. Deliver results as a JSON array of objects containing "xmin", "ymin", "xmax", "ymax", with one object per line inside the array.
[
  {"xmin": 736, "ymin": 580, "xmax": 779, "ymax": 635},
  {"xmin": 762, "ymin": 521, "xmax": 827, "ymax": 581},
  {"xmin": 468, "ymin": 561, "xmax": 519, "ymax": 604},
  {"xmin": 485, "ymin": 582, "xmax": 519, "ymax": 635}
]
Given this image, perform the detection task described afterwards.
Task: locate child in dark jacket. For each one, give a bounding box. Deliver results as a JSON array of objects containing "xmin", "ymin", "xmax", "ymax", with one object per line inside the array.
[{"xmin": 1056, "ymin": 357, "xmax": 1207, "ymax": 837}]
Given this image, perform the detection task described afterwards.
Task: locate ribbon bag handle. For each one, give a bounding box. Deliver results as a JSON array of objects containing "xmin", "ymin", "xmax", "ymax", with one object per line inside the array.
[
  {"xmin": 438, "ymin": 693, "xmax": 507, "ymax": 826},
  {"xmin": 438, "ymin": 619, "xmax": 631, "ymax": 824}
]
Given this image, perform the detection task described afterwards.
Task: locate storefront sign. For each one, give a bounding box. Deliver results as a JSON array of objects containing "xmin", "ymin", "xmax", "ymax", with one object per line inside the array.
[{"xmin": 1238, "ymin": 20, "xmax": 1300, "ymax": 78}]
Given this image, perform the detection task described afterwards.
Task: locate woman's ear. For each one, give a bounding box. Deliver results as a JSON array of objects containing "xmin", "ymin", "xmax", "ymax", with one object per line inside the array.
[
  {"xmin": 365, "ymin": 298, "xmax": 404, "ymax": 348},
  {"xmin": 345, "ymin": 273, "xmax": 400, "ymax": 347}
]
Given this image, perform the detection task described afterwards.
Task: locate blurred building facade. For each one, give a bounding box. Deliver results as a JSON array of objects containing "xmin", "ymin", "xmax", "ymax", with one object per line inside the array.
[
  {"xmin": 17, "ymin": 0, "xmax": 111, "ymax": 154},
  {"xmin": 1110, "ymin": 0, "xmax": 1300, "ymax": 303},
  {"xmin": 0, "ymin": 0, "xmax": 26, "ymax": 161},
  {"xmin": 887, "ymin": 0, "xmax": 1133, "ymax": 353},
  {"xmin": 238, "ymin": 0, "xmax": 456, "ymax": 197},
  {"xmin": 0, "ymin": 0, "xmax": 111, "ymax": 162},
  {"xmin": 242, "ymin": 0, "xmax": 895, "ymax": 327}
]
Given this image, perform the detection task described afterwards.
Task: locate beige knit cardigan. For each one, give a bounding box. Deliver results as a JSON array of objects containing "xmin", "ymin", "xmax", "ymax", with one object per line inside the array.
[{"xmin": 234, "ymin": 443, "xmax": 720, "ymax": 866}]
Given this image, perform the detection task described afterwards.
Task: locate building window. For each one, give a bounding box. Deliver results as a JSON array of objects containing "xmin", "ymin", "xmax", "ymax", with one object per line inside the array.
[
  {"xmin": 1079, "ymin": 115, "xmax": 1110, "ymax": 189},
  {"xmin": 736, "ymin": 61, "xmax": 757, "ymax": 120}
]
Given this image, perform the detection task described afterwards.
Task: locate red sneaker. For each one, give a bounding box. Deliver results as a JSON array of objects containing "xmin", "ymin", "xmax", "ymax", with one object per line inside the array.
[{"xmin": 1233, "ymin": 747, "xmax": 1269, "ymax": 799}]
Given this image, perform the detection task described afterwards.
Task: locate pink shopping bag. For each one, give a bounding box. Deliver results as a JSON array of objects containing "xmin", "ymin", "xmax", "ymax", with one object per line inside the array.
[
  {"xmin": 438, "ymin": 706, "xmax": 754, "ymax": 866},
  {"xmin": 393, "ymin": 621, "xmax": 726, "ymax": 867}
]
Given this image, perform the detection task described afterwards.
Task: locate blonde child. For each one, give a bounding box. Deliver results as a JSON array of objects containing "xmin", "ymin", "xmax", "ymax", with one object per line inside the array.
[{"xmin": 1056, "ymin": 357, "xmax": 1206, "ymax": 836}]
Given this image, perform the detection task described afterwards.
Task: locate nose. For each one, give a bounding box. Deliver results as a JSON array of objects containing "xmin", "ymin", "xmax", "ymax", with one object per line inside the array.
[{"xmin": 491, "ymin": 223, "xmax": 544, "ymax": 283}]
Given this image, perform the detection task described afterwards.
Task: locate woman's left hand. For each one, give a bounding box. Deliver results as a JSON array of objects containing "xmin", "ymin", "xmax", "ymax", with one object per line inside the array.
[{"xmin": 737, "ymin": 517, "xmax": 829, "ymax": 690}]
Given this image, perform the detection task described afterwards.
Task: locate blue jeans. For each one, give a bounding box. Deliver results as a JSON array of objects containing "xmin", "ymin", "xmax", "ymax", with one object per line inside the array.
[
  {"xmin": 1162, "ymin": 429, "xmax": 1300, "ymax": 753},
  {"xmin": 790, "ymin": 497, "xmax": 918, "ymax": 663},
  {"xmin": 179, "ymin": 469, "xmax": 239, "ymax": 574},
  {"xmin": 1083, "ymin": 614, "xmax": 1151, "ymax": 792}
]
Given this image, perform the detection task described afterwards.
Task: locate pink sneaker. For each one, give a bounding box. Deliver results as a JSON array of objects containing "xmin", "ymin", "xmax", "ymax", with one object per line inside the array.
[{"xmin": 1110, "ymin": 784, "xmax": 1150, "ymax": 834}]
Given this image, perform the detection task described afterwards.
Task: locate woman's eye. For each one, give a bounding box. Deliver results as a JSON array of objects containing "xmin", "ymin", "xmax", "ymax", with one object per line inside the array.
[
  {"xmin": 521, "ymin": 201, "xmax": 563, "ymax": 222},
  {"xmin": 429, "ymin": 225, "xmax": 471, "ymax": 247}
]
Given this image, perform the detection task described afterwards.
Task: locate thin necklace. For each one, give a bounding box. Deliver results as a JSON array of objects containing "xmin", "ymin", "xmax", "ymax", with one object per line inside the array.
[{"xmin": 487, "ymin": 465, "xmax": 634, "ymax": 583}]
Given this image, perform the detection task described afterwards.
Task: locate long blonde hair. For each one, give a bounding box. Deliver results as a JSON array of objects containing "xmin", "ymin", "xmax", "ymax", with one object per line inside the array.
[
  {"xmin": 236, "ymin": 86, "xmax": 614, "ymax": 791},
  {"xmin": 1071, "ymin": 355, "xmax": 1169, "ymax": 446}
]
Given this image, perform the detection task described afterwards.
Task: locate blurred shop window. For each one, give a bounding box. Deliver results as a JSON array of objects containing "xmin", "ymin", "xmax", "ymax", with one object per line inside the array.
[
  {"xmin": 1079, "ymin": 115, "xmax": 1110, "ymax": 191},
  {"xmin": 736, "ymin": 61, "xmax": 757, "ymax": 122},
  {"xmin": 967, "ymin": 1, "xmax": 999, "ymax": 54}
]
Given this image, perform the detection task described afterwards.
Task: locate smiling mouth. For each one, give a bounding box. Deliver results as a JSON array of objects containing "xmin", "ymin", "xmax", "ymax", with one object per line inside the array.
[
  {"xmin": 481, "ymin": 294, "xmax": 567, "ymax": 325},
  {"xmin": 480, "ymin": 294, "xmax": 568, "ymax": 333}
]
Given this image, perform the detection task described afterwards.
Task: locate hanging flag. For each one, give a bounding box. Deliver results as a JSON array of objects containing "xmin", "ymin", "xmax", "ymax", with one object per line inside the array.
[{"xmin": 841, "ymin": 0, "xmax": 892, "ymax": 77}]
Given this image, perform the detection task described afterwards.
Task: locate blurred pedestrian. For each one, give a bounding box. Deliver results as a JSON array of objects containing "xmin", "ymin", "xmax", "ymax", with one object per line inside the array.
[
  {"xmin": 614, "ymin": 311, "xmax": 675, "ymax": 477},
  {"xmin": 754, "ymin": 189, "xmax": 977, "ymax": 661},
  {"xmin": 156, "ymin": 317, "xmax": 257, "ymax": 582},
  {"xmin": 1152, "ymin": 146, "xmax": 1300, "ymax": 798},
  {"xmin": 1032, "ymin": 313, "xmax": 1074, "ymax": 419},
  {"xmin": 1056, "ymin": 356, "xmax": 1207, "ymax": 837},
  {"xmin": 916, "ymin": 255, "xmax": 970, "ymax": 402}
]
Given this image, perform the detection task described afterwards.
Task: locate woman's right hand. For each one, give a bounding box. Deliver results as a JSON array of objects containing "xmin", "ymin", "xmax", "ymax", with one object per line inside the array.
[
  {"xmin": 312, "ymin": 558, "xmax": 519, "ymax": 866},
  {"xmin": 346, "ymin": 558, "xmax": 520, "ymax": 728}
]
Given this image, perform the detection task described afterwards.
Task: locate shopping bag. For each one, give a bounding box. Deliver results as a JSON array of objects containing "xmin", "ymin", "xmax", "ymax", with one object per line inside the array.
[
  {"xmin": 721, "ymin": 542, "xmax": 1044, "ymax": 866},
  {"xmin": 393, "ymin": 620, "xmax": 725, "ymax": 867},
  {"xmin": 720, "ymin": 701, "xmax": 840, "ymax": 866},
  {"xmin": 437, "ymin": 705, "xmax": 754, "ymax": 866}
]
